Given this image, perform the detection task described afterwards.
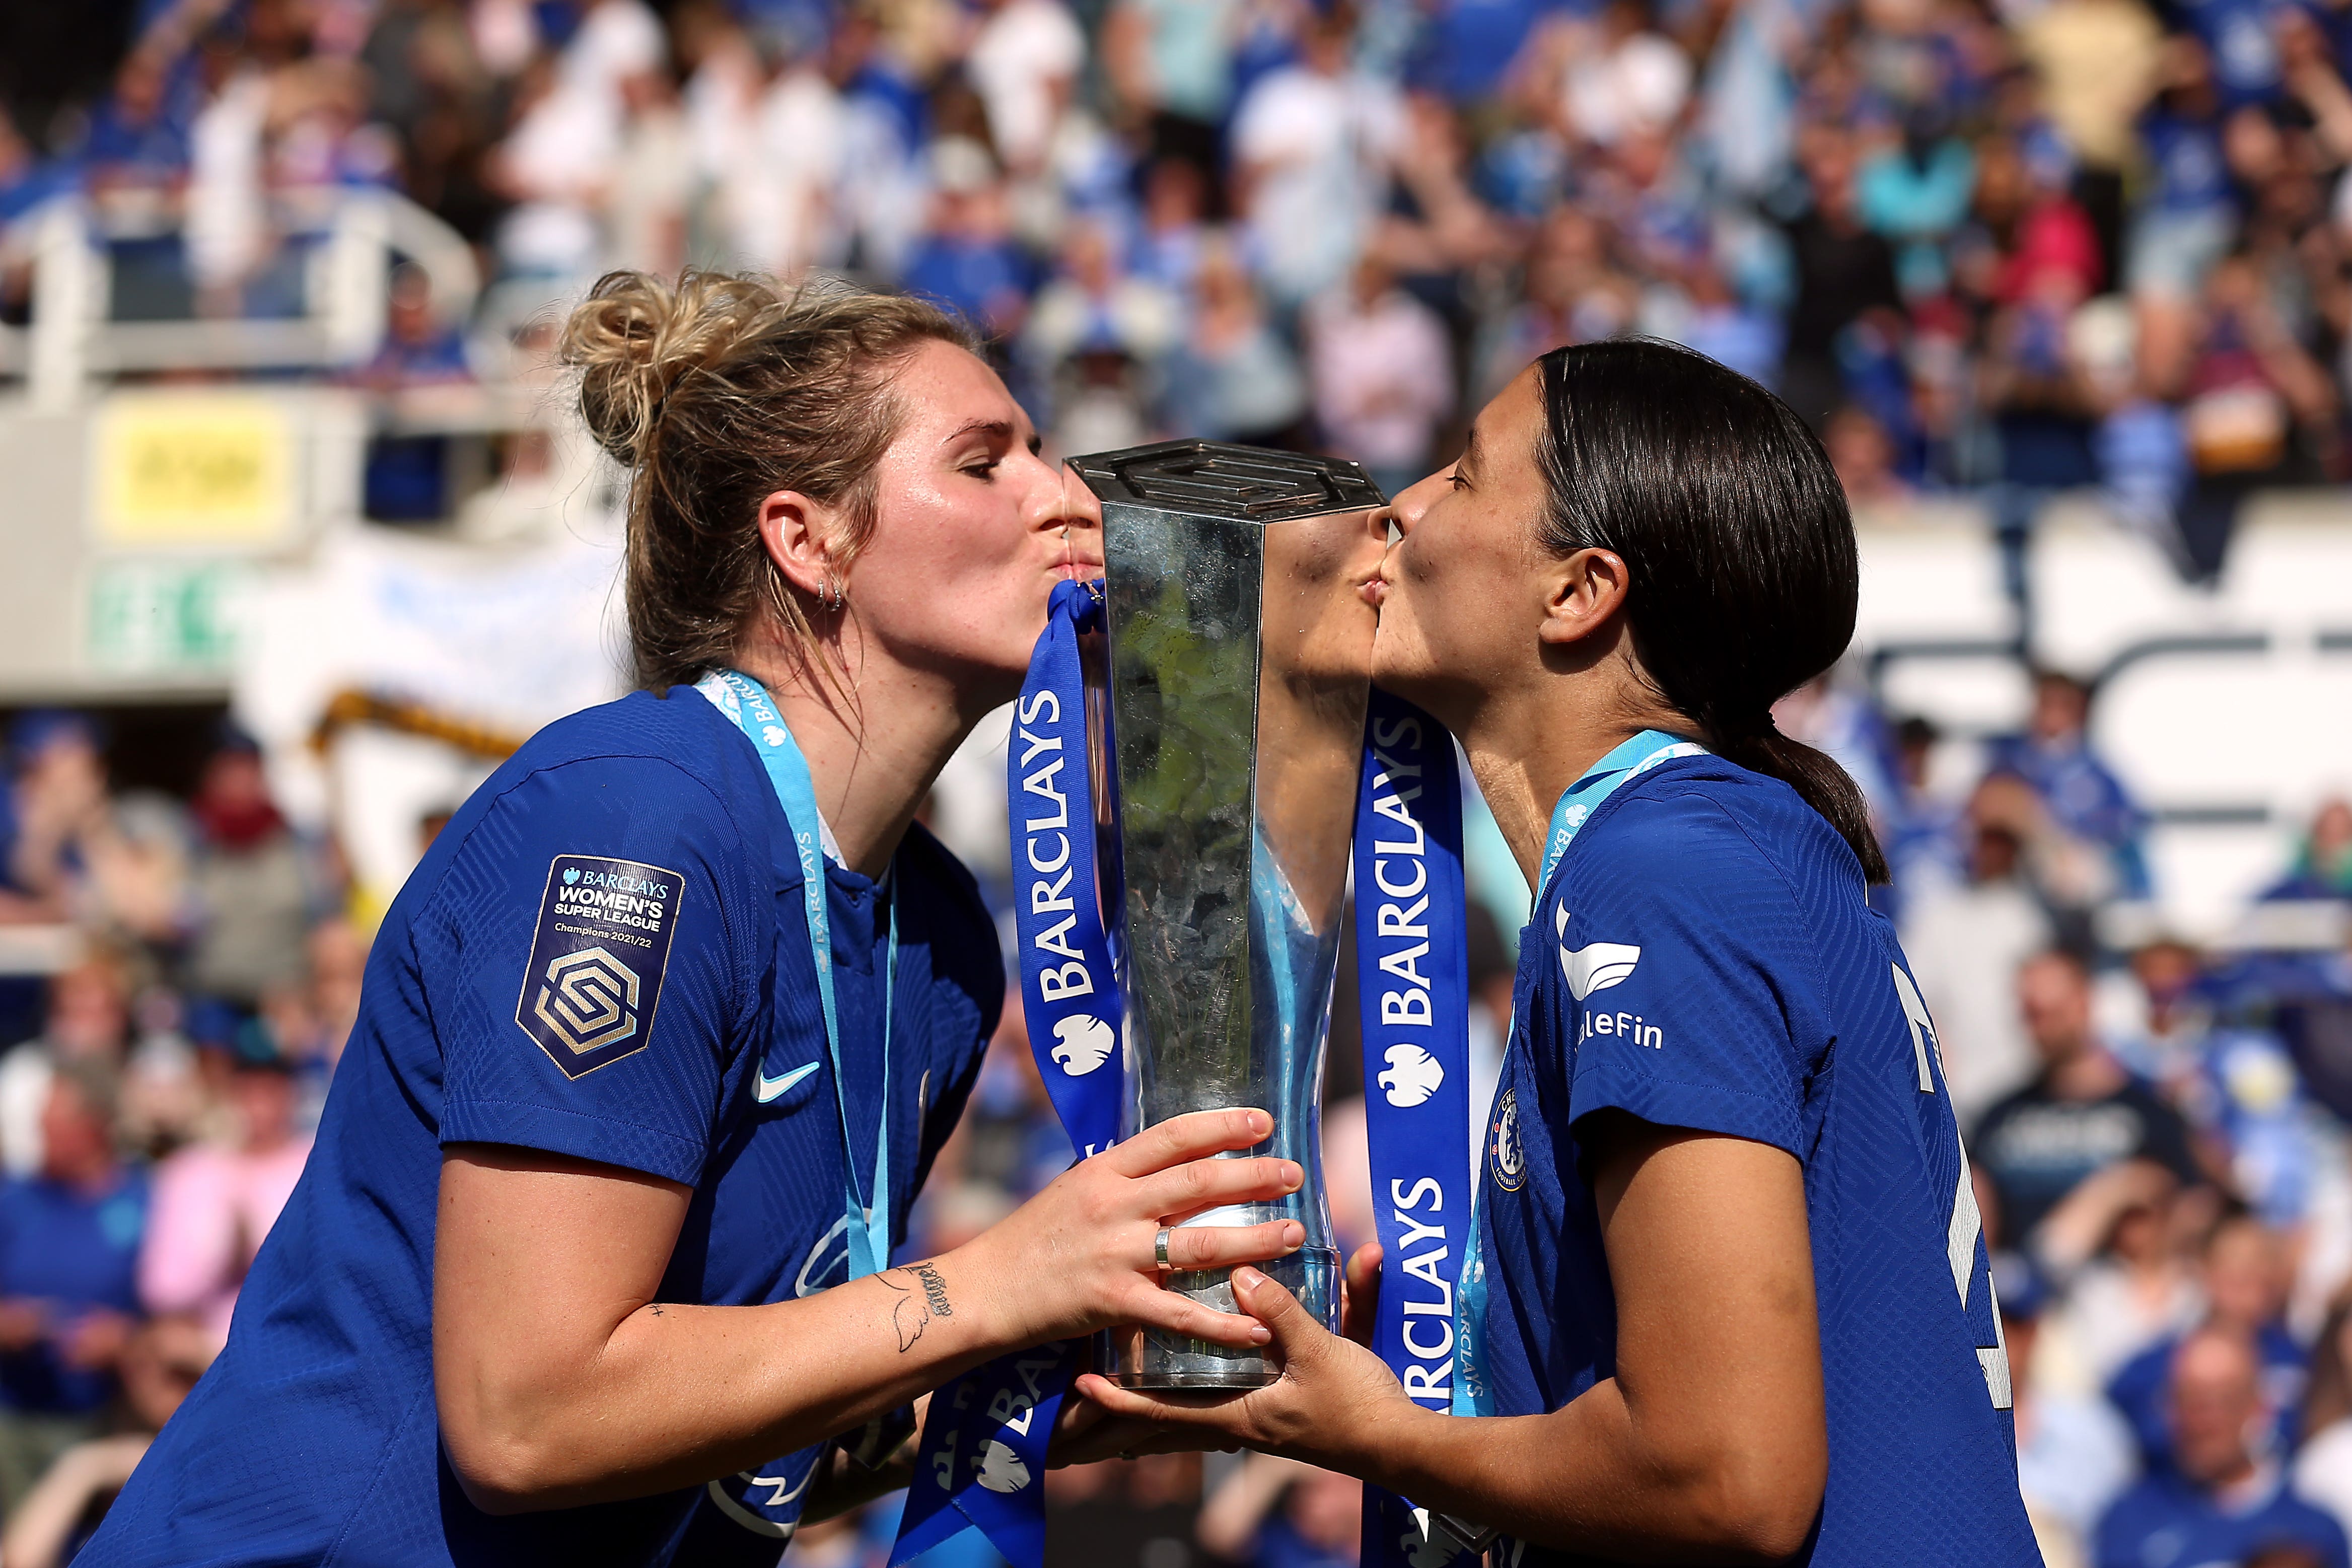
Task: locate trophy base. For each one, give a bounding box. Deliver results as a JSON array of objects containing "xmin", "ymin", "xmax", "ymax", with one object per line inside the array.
[{"xmin": 1104, "ymin": 1246, "xmax": 1339, "ymax": 1390}]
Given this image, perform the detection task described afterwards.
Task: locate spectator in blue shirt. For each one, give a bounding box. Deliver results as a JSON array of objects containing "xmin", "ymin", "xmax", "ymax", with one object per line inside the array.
[
  {"xmin": 79, "ymin": 47, "xmax": 193, "ymax": 196},
  {"xmin": 901, "ymin": 139, "xmax": 1037, "ymax": 341},
  {"xmin": 1985, "ymin": 668, "xmax": 2153, "ymax": 901},
  {"xmin": 1886, "ymin": 715, "xmax": 1967, "ymax": 902},
  {"xmin": 1196, "ymin": 1456, "xmax": 1361, "ymax": 1568},
  {"xmin": 2097, "ymin": 1328, "xmax": 2350, "ymax": 1568},
  {"xmin": 2176, "ymin": 0, "xmax": 2290, "ymax": 108},
  {"xmin": 2109, "ymin": 1216, "xmax": 2309, "ymax": 1472},
  {"xmin": 0, "ymin": 1059, "xmax": 147, "ymax": 1514},
  {"xmin": 2265, "ymin": 799, "xmax": 2352, "ymax": 901},
  {"xmin": 0, "ymin": 110, "xmax": 78, "ymax": 231},
  {"xmin": 2191, "ymin": 1030, "xmax": 2326, "ymax": 1227},
  {"xmin": 2128, "ymin": 37, "xmax": 2241, "ymax": 302},
  {"xmin": 0, "ymin": 715, "xmax": 101, "ymax": 1051}
]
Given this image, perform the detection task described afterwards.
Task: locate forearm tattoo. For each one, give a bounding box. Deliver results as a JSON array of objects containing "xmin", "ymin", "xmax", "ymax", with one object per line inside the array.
[{"xmin": 880, "ymin": 1261, "xmax": 954, "ymax": 1352}]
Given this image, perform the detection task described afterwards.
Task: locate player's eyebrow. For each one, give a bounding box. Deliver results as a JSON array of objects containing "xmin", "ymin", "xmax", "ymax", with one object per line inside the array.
[
  {"xmin": 1459, "ymin": 425, "xmax": 1482, "ymax": 476},
  {"xmin": 944, "ymin": 418, "xmax": 1014, "ymax": 449}
]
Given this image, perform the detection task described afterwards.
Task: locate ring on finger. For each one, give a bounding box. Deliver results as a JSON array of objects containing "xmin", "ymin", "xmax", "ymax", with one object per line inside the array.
[{"xmin": 1155, "ymin": 1226, "xmax": 1173, "ymax": 1272}]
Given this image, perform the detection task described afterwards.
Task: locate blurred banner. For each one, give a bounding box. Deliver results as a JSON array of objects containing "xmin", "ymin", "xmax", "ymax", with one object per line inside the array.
[{"xmin": 235, "ymin": 526, "xmax": 628, "ymax": 921}]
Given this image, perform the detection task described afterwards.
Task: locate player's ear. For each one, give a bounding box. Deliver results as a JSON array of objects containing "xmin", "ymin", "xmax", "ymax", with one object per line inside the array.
[
  {"xmin": 1537, "ymin": 548, "xmax": 1629, "ymax": 647},
  {"xmin": 757, "ymin": 490, "xmax": 844, "ymax": 601}
]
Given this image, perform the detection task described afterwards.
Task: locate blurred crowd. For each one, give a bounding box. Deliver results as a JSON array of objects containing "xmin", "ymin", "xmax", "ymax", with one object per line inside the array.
[
  {"xmin": 0, "ymin": 713, "xmax": 355, "ymax": 1567},
  {"xmin": 17, "ymin": 0, "xmax": 2352, "ymax": 571}
]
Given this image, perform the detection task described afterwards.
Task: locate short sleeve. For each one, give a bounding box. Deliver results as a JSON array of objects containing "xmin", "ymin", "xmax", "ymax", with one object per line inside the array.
[
  {"xmin": 1551, "ymin": 789, "xmax": 1820, "ymax": 1160},
  {"xmin": 421, "ymin": 756, "xmax": 763, "ymax": 1186}
]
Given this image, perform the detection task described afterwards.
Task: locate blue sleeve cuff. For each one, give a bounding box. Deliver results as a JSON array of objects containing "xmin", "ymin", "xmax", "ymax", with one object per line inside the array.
[
  {"xmin": 440, "ymin": 1097, "xmax": 707, "ymax": 1187},
  {"xmin": 1567, "ymin": 1060, "xmax": 1803, "ymax": 1162}
]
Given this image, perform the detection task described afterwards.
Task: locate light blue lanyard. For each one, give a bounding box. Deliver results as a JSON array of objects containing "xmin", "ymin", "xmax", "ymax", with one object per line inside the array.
[
  {"xmin": 1454, "ymin": 729, "xmax": 1707, "ymax": 1416},
  {"xmin": 698, "ymin": 669, "xmax": 897, "ymax": 1283}
]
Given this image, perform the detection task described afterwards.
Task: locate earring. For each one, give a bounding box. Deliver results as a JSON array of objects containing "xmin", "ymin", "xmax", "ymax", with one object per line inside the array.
[{"xmin": 820, "ymin": 577, "xmax": 846, "ymax": 613}]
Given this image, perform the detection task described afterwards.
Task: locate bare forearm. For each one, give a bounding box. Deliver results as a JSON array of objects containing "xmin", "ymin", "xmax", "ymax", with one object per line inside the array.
[
  {"xmin": 440, "ymin": 1111, "xmax": 1302, "ymax": 1514},
  {"xmin": 1081, "ymin": 1134, "xmax": 1823, "ymax": 1563},
  {"xmin": 1351, "ymin": 1388, "xmax": 1808, "ymax": 1565},
  {"xmin": 448, "ymin": 1258, "xmax": 994, "ymax": 1511}
]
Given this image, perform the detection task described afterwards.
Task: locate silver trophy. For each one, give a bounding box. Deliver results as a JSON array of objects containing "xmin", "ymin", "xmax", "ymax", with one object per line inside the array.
[{"xmin": 1067, "ymin": 441, "xmax": 1387, "ymax": 1390}]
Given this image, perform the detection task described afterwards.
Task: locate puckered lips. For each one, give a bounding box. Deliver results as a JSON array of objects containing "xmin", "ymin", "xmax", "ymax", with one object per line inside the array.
[{"xmin": 1054, "ymin": 530, "xmax": 1105, "ymax": 580}]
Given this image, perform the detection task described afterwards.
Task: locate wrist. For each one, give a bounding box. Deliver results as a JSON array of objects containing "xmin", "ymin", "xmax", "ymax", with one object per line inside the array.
[
  {"xmin": 935, "ymin": 1237, "xmax": 1023, "ymax": 1352},
  {"xmin": 1346, "ymin": 1395, "xmax": 1446, "ymax": 1496}
]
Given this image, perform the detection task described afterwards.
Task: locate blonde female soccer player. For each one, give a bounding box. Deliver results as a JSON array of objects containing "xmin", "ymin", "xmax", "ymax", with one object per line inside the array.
[{"xmin": 85, "ymin": 275, "xmax": 1303, "ymax": 1566}]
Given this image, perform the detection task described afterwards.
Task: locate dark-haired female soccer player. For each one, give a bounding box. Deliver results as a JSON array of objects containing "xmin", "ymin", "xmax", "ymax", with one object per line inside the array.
[
  {"xmin": 1085, "ymin": 340, "xmax": 2043, "ymax": 1566},
  {"xmin": 82, "ymin": 272, "xmax": 1303, "ymax": 1566}
]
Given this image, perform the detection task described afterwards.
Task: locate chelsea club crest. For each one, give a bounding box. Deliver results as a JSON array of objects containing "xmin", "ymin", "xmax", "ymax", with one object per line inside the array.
[{"xmin": 1489, "ymin": 1088, "xmax": 1526, "ymax": 1193}]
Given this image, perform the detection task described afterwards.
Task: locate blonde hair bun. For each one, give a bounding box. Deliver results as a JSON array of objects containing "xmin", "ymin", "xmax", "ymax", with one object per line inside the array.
[
  {"xmin": 560, "ymin": 270, "xmax": 786, "ymax": 467},
  {"xmin": 554, "ymin": 268, "xmax": 973, "ymax": 690}
]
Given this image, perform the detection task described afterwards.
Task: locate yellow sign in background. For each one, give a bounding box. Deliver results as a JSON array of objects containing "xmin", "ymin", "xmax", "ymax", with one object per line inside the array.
[{"xmin": 91, "ymin": 393, "xmax": 297, "ymax": 547}]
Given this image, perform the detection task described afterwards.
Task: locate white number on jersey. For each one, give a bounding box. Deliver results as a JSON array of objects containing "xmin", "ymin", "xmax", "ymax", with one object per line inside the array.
[{"xmin": 1892, "ymin": 964, "xmax": 2014, "ymax": 1411}]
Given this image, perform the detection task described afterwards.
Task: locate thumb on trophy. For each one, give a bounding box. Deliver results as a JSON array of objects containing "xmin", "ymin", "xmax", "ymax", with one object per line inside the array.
[{"xmin": 1230, "ymin": 1267, "xmax": 1326, "ymax": 1368}]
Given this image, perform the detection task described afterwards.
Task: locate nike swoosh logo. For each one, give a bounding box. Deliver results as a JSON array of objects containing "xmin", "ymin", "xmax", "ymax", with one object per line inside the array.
[{"xmin": 756, "ymin": 1061, "xmax": 820, "ymax": 1103}]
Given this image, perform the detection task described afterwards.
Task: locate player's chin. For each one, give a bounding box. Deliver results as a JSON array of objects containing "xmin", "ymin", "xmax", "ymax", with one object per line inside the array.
[{"xmin": 1368, "ymin": 636, "xmax": 1440, "ymax": 706}]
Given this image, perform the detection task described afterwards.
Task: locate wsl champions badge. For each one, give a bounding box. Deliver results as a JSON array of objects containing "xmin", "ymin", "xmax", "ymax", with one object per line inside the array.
[
  {"xmin": 515, "ymin": 854, "xmax": 685, "ymax": 1078},
  {"xmin": 1489, "ymin": 1087, "xmax": 1526, "ymax": 1192}
]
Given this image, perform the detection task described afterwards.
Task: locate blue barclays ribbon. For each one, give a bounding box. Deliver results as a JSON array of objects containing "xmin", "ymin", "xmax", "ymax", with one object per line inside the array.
[
  {"xmin": 996, "ymin": 579, "xmax": 1123, "ymax": 1161},
  {"xmin": 1352, "ymin": 691, "xmax": 1477, "ymax": 1568},
  {"xmin": 893, "ymin": 579, "xmax": 1125, "ymax": 1567}
]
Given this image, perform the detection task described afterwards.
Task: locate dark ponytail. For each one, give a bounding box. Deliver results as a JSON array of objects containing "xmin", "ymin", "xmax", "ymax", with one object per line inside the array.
[{"xmin": 1530, "ymin": 339, "xmax": 1891, "ymax": 884}]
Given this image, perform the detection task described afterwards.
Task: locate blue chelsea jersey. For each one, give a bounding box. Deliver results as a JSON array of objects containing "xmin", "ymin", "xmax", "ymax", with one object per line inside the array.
[
  {"xmin": 1478, "ymin": 754, "xmax": 2041, "ymax": 1567},
  {"xmin": 84, "ymin": 689, "xmax": 1003, "ymax": 1568}
]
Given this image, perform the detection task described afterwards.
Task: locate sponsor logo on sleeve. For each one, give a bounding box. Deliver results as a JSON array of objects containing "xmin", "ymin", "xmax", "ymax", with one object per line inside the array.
[
  {"xmin": 1557, "ymin": 906, "xmax": 1662, "ymax": 1047},
  {"xmin": 1560, "ymin": 940, "xmax": 1643, "ymax": 1002},
  {"xmin": 516, "ymin": 854, "xmax": 685, "ymax": 1078}
]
